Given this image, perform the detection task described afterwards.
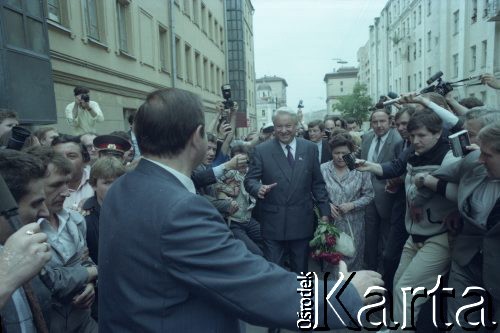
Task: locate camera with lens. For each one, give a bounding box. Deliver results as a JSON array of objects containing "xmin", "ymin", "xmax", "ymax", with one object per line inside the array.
[
  {"xmin": 420, "ymin": 71, "xmax": 453, "ymax": 96},
  {"xmin": 81, "ymin": 93, "xmax": 90, "ymax": 103},
  {"xmin": 221, "ymin": 84, "xmax": 234, "ymax": 110},
  {"xmin": 6, "ymin": 126, "xmax": 31, "ymax": 151}
]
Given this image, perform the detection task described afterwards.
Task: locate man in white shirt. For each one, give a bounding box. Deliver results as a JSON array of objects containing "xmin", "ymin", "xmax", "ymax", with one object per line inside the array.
[{"xmin": 65, "ymin": 87, "xmax": 104, "ymax": 135}]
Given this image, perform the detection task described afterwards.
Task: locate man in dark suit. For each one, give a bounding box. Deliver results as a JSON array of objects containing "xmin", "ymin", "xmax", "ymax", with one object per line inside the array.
[
  {"xmin": 307, "ymin": 119, "xmax": 332, "ymax": 164},
  {"xmin": 98, "ymin": 88, "xmax": 383, "ymax": 333},
  {"xmin": 360, "ymin": 109, "xmax": 402, "ymax": 272},
  {"xmin": 245, "ymin": 108, "xmax": 330, "ymax": 275}
]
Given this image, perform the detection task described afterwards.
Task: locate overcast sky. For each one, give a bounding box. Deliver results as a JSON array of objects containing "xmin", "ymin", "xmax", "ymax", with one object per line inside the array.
[{"xmin": 252, "ymin": 0, "xmax": 388, "ymax": 112}]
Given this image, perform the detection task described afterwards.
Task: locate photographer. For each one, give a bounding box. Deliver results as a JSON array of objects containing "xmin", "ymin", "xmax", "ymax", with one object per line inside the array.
[
  {"xmin": 65, "ymin": 86, "xmax": 104, "ymax": 135},
  {"xmin": 208, "ymin": 100, "xmax": 238, "ymax": 167}
]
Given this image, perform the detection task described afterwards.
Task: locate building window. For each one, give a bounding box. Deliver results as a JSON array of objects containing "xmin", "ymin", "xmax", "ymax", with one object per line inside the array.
[
  {"xmin": 185, "ymin": 44, "xmax": 192, "ymax": 83},
  {"xmin": 340, "ymin": 87, "xmax": 343, "ymax": 93},
  {"xmin": 472, "ymin": 0, "xmax": 477, "ymax": 23},
  {"xmin": 203, "ymin": 57, "xmax": 209, "ymax": 90},
  {"xmin": 481, "ymin": 91, "xmax": 486, "ymax": 103},
  {"xmin": 413, "ymin": 42, "xmax": 416, "ymax": 60},
  {"xmin": 194, "ymin": 51, "xmax": 201, "ymax": 86},
  {"xmin": 262, "ymin": 110, "xmax": 265, "ymax": 117},
  {"xmin": 481, "ymin": 40, "xmax": 487, "ymax": 67},
  {"xmin": 418, "ymin": 38, "xmax": 422, "ymax": 57},
  {"xmin": 412, "ymin": 11, "xmax": 416, "ymax": 28},
  {"xmin": 201, "ymin": 3, "xmax": 207, "ymax": 34},
  {"xmin": 116, "ymin": 1, "xmax": 131, "ymax": 53},
  {"xmin": 47, "ymin": 0, "xmax": 69, "ymax": 26},
  {"xmin": 208, "ymin": 11, "xmax": 213, "ymax": 40},
  {"xmin": 418, "ymin": 71, "xmax": 422, "ymax": 88},
  {"xmin": 483, "ymin": 0, "xmax": 489, "ymax": 17},
  {"xmin": 210, "ymin": 62, "xmax": 215, "ymax": 93},
  {"xmin": 175, "ymin": 36, "xmax": 182, "ymax": 79},
  {"xmin": 453, "ymin": 10, "xmax": 459, "ymax": 35},
  {"xmin": 407, "ymin": 76, "xmax": 411, "ymax": 91},
  {"xmin": 427, "ymin": 0, "xmax": 431, "ymax": 16},
  {"xmin": 452, "ymin": 54, "xmax": 459, "ymax": 77},
  {"xmin": 159, "ymin": 26, "xmax": 170, "ymax": 72},
  {"xmin": 214, "ymin": 20, "xmax": 219, "ymax": 46},
  {"xmin": 418, "ymin": 5, "xmax": 421, "ymax": 24},
  {"xmin": 84, "ymin": 0, "xmax": 102, "ymax": 41},
  {"xmin": 192, "ymin": 0, "xmax": 199, "ymax": 25},
  {"xmin": 427, "ymin": 66, "xmax": 432, "ymax": 79},
  {"xmin": 414, "ymin": 74, "xmax": 417, "ymax": 90},
  {"xmin": 340, "ymin": 81, "xmax": 343, "ymax": 86},
  {"xmin": 427, "ymin": 31, "xmax": 431, "ymax": 51},
  {"xmin": 220, "ymin": 26, "xmax": 224, "ymax": 49},
  {"xmin": 470, "ymin": 45, "xmax": 477, "ymax": 71},
  {"xmin": 183, "ymin": 0, "xmax": 190, "ymax": 17}
]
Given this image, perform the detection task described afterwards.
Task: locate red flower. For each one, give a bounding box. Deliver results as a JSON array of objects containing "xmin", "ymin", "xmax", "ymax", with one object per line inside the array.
[{"xmin": 326, "ymin": 235, "xmax": 336, "ymax": 247}]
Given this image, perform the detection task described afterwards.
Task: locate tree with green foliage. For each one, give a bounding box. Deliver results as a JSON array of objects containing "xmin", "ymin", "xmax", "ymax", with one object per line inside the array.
[{"xmin": 333, "ymin": 82, "xmax": 373, "ymax": 124}]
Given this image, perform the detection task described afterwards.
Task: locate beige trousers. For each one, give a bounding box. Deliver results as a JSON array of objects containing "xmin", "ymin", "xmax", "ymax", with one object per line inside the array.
[{"xmin": 392, "ymin": 232, "xmax": 451, "ymax": 330}]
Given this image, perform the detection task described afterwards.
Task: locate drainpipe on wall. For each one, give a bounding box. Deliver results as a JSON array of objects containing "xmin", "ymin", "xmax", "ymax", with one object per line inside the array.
[{"xmin": 169, "ymin": 0, "xmax": 176, "ymax": 88}]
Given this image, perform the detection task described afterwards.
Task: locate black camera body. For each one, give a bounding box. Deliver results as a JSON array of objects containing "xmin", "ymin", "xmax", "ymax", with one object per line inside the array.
[
  {"xmin": 221, "ymin": 84, "xmax": 234, "ymax": 110},
  {"xmin": 81, "ymin": 93, "xmax": 90, "ymax": 103},
  {"xmin": 342, "ymin": 153, "xmax": 357, "ymax": 170},
  {"xmin": 421, "ymin": 71, "xmax": 453, "ymax": 96}
]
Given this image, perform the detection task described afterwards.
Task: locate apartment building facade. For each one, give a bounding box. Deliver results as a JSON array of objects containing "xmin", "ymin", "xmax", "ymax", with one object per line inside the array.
[
  {"xmin": 358, "ymin": 0, "xmax": 500, "ymax": 107},
  {"xmin": 323, "ymin": 67, "xmax": 359, "ymax": 114}
]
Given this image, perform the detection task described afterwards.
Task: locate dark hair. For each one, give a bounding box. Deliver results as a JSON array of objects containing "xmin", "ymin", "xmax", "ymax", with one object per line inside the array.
[
  {"xmin": 135, "ymin": 88, "xmax": 205, "ymax": 157},
  {"xmin": 0, "ymin": 149, "xmax": 46, "ymax": 202},
  {"xmin": 74, "ymin": 86, "xmax": 89, "ymax": 96},
  {"xmin": 459, "ymin": 97, "xmax": 484, "ymax": 109},
  {"xmin": 206, "ymin": 132, "xmax": 217, "ymax": 144},
  {"xmin": 345, "ymin": 117, "xmax": 357, "ymax": 125},
  {"xmin": 407, "ymin": 109, "xmax": 443, "ymax": 134},
  {"xmin": 51, "ymin": 134, "xmax": 90, "ymax": 163},
  {"xmin": 0, "ymin": 109, "xmax": 18, "ymax": 123},
  {"xmin": 328, "ymin": 134, "xmax": 355, "ymax": 153},
  {"xmin": 26, "ymin": 146, "xmax": 73, "ymax": 176},
  {"xmin": 127, "ymin": 111, "xmax": 137, "ymax": 126},
  {"xmin": 307, "ymin": 120, "xmax": 325, "ymax": 131},
  {"xmin": 395, "ymin": 105, "xmax": 417, "ymax": 121},
  {"xmin": 230, "ymin": 143, "xmax": 248, "ymax": 157}
]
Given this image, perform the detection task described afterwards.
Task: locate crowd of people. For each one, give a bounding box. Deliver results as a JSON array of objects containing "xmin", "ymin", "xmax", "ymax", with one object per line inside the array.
[{"xmin": 0, "ymin": 72, "xmax": 498, "ymax": 333}]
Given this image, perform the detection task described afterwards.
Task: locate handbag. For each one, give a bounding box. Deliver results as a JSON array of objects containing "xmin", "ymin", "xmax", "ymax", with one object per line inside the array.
[{"xmin": 335, "ymin": 218, "xmax": 356, "ymax": 258}]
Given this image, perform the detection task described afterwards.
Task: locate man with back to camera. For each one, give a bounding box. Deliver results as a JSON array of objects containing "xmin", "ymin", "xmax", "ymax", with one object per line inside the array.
[
  {"xmin": 65, "ymin": 87, "xmax": 104, "ymax": 135},
  {"xmin": 98, "ymin": 88, "xmax": 383, "ymax": 332}
]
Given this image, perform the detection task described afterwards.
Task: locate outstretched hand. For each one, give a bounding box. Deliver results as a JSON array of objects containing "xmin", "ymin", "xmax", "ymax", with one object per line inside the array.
[{"xmin": 339, "ymin": 261, "xmax": 384, "ymax": 305}]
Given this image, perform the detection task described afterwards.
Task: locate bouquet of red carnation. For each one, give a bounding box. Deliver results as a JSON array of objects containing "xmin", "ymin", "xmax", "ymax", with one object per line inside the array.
[{"xmin": 309, "ymin": 220, "xmax": 343, "ymax": 265}]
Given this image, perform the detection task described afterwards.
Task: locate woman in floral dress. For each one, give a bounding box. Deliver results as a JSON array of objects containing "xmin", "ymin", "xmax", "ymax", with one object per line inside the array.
[{"xmin": 320, "ymin": 134, "xmax": 374, "ymax": 270}]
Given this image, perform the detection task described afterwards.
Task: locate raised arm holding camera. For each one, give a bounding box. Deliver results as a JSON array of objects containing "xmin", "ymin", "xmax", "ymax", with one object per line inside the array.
[{"xmin": 65, "ymin": 86, "xmax": 104, "ymax": 135}]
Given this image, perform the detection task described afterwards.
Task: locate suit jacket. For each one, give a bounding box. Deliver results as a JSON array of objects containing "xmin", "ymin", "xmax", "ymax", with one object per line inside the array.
[
  {"xmin": 433, "ymin": 151, "xmax": 500, "ymax": 300},
  {"xmin": 244, "ymin": 138, "xmax": 330, "ymax": 240},
  {"xmin": 98, "ymin": 159, "xmax": 362, "ymax": 332},
  {"xmin": 320, "ymin": 139, "xmax": 332, "ymax": 164},
  {"xmin": 360, "ymin": 128, "xmax": 402, "ymax": 218}
]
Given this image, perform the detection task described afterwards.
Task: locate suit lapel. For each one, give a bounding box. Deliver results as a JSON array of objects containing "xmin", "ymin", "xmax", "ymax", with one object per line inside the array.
[
  {"xmin": 361, "ymin": 132, "xmax": 375, "ymax": 160},
  {"xmin": 272, "ymin": 140, "xmax": 293, "ymax": 182},
  {"xmin": 287, "ymin": 140, "xmax": 307, "ymax": 199},
  {"xmin": 376, "ymin": 130, "xmax": 393, "ymax": 163}
]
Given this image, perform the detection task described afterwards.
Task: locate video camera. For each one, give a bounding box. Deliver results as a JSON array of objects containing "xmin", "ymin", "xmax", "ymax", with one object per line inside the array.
[
  {"xmin": 221, "ymin": 84, "xmax": 234, "ymax": 110},
  {"xmin": 420, "ymin": 71, "xmax": 454, "ymax": 96}
]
